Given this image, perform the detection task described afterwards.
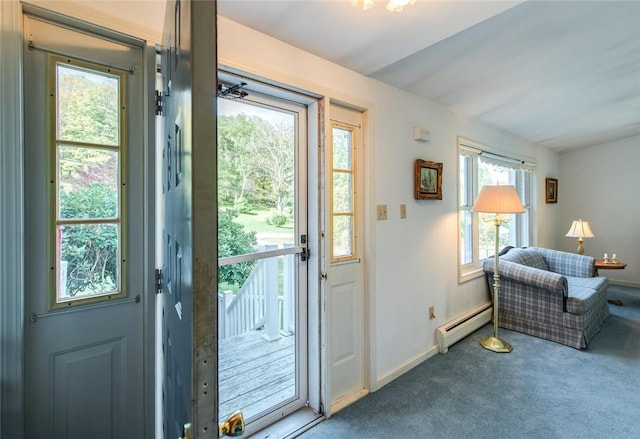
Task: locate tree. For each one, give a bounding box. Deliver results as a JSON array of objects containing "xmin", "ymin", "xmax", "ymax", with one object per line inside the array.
[{"xmin": 217, "ymin": 113, "xmax": 295, "ymax": 214}]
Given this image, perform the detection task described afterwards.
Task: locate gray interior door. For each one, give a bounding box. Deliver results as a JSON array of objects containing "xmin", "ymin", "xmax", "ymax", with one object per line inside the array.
[
  {"xmin": 23, "ymin": 13, "xmax": 145, "ymax": 439},
  {"xmin": 157, "ymin": 0, "xmax": 219, "ymax": 437}
]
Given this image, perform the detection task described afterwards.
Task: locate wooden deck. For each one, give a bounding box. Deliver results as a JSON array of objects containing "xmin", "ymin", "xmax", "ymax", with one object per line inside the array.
[{"xmin": 218, "ymin": 329, "xmax": 296, "ymax": 422}]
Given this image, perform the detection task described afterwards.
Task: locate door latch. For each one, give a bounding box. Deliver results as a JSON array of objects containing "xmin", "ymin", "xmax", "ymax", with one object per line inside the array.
[{"xmin": 300, "ymin": 234, "xmax": 310, "ymax": 261}]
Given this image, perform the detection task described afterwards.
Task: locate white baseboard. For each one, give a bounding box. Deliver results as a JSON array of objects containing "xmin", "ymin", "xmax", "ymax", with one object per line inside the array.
[
  {"xmin": 330, "ymin": 388, "xmax": 369, "ymax": 415},
  {"xmin": 373, "ymin": 345, "xmax": 439, "ymax": 391},
  {"xmin": 609, "ymin": 279, "xmax": 640, "ymax": 288}
]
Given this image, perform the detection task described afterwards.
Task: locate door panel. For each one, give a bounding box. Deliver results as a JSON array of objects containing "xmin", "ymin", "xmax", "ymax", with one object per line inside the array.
[
  {"xmin": 157, "ymin": 0, "xmax": 218, "ymax": 437},
  {"xmin": 23, "ymin": 15, "xmax": 144, "ymax": 439},
  {"xmin": 216, "ymin": 87, "xmax": 309, "ymax": 435},
  {"xmin": 326, "ymin": 104, "xmax": 366, "ymax": 408}
]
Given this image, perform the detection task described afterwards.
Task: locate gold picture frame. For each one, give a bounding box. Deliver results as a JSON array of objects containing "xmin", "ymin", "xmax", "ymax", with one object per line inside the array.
[
  {"xmin": 414, "ymin": 159, "xmax": 443, "ymax": 200},
  {"xmin": 545, "ymin": 177, "xmax": 558, "ymax": 203}
]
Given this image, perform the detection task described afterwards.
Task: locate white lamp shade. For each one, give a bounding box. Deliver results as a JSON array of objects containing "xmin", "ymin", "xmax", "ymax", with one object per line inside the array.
[
  {"xmin": 472, "ymin": 185, "xmax": 525, "ymax": 214},
  {"xmin": 565, "ymin": 219, "xmax": 595, "ymax": 238}
]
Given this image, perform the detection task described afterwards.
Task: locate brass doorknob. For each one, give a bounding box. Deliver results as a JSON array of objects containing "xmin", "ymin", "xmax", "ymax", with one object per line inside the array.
[
  {"xmin": 219, "ymin": 411, "xmax": 245, "ymax": 437},
  {"xmin": 178, "ymin": 422, "xmax": 192, "ymax": 439}
]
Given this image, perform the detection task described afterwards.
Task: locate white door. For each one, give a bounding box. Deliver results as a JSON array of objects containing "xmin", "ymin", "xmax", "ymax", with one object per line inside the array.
[
  {"xmin": 156, "ymin": 1, "xmax": 219, "ymax": 438},
  {"xmin": 325, "ymin": 104, "xmax": 366, "ymax": 410},
  {"xmin": 216, "ymin": 84, "xmax": 309, "ymax": 435},
  {"xmin": 23, "ymin": 14, "xmax": 145, "ymax": 439}
]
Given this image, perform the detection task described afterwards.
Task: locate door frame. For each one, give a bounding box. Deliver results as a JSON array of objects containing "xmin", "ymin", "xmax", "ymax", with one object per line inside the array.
[
  {"xmin": 0, "ymin": 1, "xmax": 25, "ymax": 436},
  {"xmin": 0, "ymin": 2, "xmax": 157, "ymax": 437}
]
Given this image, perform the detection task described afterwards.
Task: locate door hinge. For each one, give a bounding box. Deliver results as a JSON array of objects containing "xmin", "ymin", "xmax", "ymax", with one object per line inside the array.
[
  {"xmin": 321, "ymin": 272, "xmax": 327, "ymax": 281},
  {"xmin": 300, "ymin": 234, "xmax": 310, "ymax": 261},
  {"xmin": 155, "ymin": 90, "xmax": 164, "ymax": 116},
  {"xmin": 155, "ymin": 268, "xmax": 163, "ymax": 294}
]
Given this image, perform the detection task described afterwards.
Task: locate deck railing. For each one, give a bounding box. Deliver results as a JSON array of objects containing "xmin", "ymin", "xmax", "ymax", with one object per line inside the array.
[{"xmin": 218, "ymin": 243, "xmax": 295, "ymax": 341}]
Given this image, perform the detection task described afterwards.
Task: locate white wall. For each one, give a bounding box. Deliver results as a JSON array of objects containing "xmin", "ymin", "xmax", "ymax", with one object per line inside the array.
[
  {"xmin": 218, "ymin": 17, "xmax": 559, "ymax": 384},
  {"xmin": 559, "ymin": 135, "xmax": 640, "ymax": 286}
]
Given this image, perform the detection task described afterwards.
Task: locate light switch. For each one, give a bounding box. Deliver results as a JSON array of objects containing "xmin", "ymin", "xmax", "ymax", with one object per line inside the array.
[
  {"xmin": 376, "ymin": 204, "xmax": 388, "ymax": 220},
  {"xmin": 400, "ymin": 203, "xmax": 407, "ymax": 219}
]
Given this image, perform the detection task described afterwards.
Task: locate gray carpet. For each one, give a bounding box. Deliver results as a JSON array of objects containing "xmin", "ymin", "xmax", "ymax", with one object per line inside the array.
[{"xmin": 299, "ymin": 285, "xmax": 640, "ymax": 439}]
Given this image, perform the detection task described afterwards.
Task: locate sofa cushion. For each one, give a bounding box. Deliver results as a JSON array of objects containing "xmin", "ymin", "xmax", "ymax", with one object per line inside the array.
[
  {"xmin": 500, "ymin": 247, "xmax": 549, "ymax": 271},
  {"xmin": 566, "ymin": 277, "xmax": 608, "ymax": 315}
]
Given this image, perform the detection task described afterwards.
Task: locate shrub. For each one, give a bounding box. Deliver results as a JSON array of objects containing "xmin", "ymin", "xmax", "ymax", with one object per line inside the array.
[
  {"xmin": 218, "ymin": 208, "xmax": 257, "ymax": 288},
  {"xmin": 267, "ymin": 213, "xmax": 287, "ymax": 227}
]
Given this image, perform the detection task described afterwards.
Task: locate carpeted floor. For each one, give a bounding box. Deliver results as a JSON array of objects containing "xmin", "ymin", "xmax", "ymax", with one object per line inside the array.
[{"xmin": 299, "ymin": 285, "xmax": 640, "ymax": 439}]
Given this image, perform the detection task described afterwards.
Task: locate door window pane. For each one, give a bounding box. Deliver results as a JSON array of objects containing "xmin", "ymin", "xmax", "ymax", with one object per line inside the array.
[
  {"xmin": 333, "ymin": 215, "xmax": 353, "ymax": 259},
  {"xmin": 333, "ymin": 172, "xmax": 353, "ymax": 213},
  {"xmin": 57, "ymin": 64, "xmax": 120, "ymax": 146},
  {"xmin": 58, "ymin": 145, "xmax": 119, "ymax": 219},
  {"xmin": 58, "ymin": 223, "xmax": 119, "ymax": 300},
  {"xmin": 332, "ymin": 127, "xmax": 352, "ymax": 169}
]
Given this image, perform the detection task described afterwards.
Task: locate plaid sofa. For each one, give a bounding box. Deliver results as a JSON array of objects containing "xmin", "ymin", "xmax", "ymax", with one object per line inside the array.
[{"xmin": 483, "ymin": 247, "xmax": 610, "ymax": 349}]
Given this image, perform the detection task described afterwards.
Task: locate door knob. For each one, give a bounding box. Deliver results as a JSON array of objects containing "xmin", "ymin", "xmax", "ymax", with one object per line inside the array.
[
  {"xmin": 219, "ymin": 411, "xmax": 245, "ymax": 437},
  {"xmin": 178, "ymin": 422, "xmax": 192, "ymax": 439}
]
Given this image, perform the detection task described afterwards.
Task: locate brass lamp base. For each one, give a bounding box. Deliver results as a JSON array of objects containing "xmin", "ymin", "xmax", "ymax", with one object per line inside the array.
[{"xmin": 480, "ymin": 336, "xmax": 512, "ymax": 353}]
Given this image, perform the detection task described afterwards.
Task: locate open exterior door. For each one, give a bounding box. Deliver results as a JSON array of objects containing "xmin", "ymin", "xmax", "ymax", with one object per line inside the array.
[{"xmin": 157, "ymin": 1, "xmax": 224, "ymax": 438}]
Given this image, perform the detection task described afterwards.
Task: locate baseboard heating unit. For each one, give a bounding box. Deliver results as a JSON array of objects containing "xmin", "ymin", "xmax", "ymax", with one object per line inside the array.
[{"xmin": 436, "ymin": 302, "xmax": 492, "ymax": 353}]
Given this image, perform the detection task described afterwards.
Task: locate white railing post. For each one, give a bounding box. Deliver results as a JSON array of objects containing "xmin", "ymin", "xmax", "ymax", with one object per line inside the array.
[
  {"xmin": 223, "ymin": 291, "xmax": 234, "ymax": 338},
  {"xmin": 262, "ymin": 244, "xmax": 281, "ymax": 341},
  {"xmin": 281, "ymin": 244, "xmax": 295, "ymax": 336}
]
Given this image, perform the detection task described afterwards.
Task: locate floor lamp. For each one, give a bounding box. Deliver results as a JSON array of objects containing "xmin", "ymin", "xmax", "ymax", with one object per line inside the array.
[{"xmin": 472, "ymin": 185, "xmax": 525, "ymax": 353}]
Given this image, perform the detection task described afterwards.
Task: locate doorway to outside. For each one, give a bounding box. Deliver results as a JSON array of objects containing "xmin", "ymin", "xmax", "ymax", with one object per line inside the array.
[{"xmin": 216, "ymin": 74, "xmax": 321, "ymax": 435}]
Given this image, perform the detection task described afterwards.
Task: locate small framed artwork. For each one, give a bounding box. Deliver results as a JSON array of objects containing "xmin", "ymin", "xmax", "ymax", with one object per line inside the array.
[
  {"xmin": 545, "ymin": 177, "xmax": 558, "ymax": 203},
  {"xmin": 414, "ymin": 159, "xmax": 443, "ymax": 200}
]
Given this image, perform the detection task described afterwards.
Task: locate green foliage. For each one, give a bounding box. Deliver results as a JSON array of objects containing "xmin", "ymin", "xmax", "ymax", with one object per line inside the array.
[
  {"xmin": 217, "ymin": 113, "xmax": 294, "ymax": 218},
  {"xmin": 60, "ymin": 183, "xmax": 118, "ymax": 296},
  {"xmin": 57, "ymin": 65, "xmax": 119, "ymax": 146},
  {"xmin": 267, "ymin": 213, "xmax": 287, "ymax": 227},
  {"xmin": 218, "ymin": 208, "xmax": 257, "ymax": 288},
  {"xmin": 233, "ymin": 197, "xmax": 253, "ymax": 214}
]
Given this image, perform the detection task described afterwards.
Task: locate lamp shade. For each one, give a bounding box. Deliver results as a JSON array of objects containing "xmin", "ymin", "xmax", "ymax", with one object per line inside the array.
[
  {"xmin": 565, "ymin": 219, "xmax": 595, "ymax": 238},
  {"xmin": 472, "ymin": 185, "xmax": 525, "ymax": 214}
]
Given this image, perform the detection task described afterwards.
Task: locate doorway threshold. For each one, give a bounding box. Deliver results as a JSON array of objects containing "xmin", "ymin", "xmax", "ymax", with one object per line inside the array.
[{"xmin": 248, "ymin": 407, "xmax": 324, "ymax": 439}]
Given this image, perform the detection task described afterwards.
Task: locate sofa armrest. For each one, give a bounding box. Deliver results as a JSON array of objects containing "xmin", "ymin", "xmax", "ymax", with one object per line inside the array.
[
  {"xmin": 484, "ymin": 258, "xmax": 568, "ymax": 295},
  {"xmin": 530, "ymin": 247, "xmax": 595, "ymax": 278}
]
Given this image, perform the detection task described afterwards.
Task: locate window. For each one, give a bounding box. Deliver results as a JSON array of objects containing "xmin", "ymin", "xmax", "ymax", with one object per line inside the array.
[
  {"xmin": 458, "ymin": 139, "xmax": 535, "ymax": 281},
  {"xmin": 330, "ymin": 122, "xmax": 357, "ymax": 262},
  {"xmin": 49, "ymin": 55, "xmax": 127, "ymax": 307}
]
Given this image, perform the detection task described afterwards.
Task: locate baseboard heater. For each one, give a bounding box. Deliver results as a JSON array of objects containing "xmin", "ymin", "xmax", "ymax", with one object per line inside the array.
[{"xmin": 436, "ymin": 302, "xmax": 492, "ymax": 353}]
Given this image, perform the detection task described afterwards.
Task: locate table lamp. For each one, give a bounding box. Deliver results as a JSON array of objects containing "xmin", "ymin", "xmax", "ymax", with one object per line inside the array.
[
  {"xmin": 472, "ymin": 185, "xmax": 524, "ymax": 353},
  {"xmin": 565, "ymin": 219, "xmax": 594, "ymax": 255}
]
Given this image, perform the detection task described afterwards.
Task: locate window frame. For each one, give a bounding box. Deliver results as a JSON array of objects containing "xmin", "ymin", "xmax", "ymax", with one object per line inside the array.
[
  {"xmin": 47, "ymin": 54, "xmax": 128, "ymax": 308},
  {"xmin": 329, "ymin": 120, "xmax": 358, "ymax": 263},
  {"xmin": 458, "ymin": 138, "xmax": 535, "ymax": 283}
]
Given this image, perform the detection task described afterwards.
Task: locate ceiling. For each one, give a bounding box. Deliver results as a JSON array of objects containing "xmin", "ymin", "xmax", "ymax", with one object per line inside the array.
[
  {"xmin": 217, "ymin": 0, "xmax": 640, "ymax": 153},
  {"xmin": 75, "ymin": 0, "xmax": 640, "ymax": 153}
]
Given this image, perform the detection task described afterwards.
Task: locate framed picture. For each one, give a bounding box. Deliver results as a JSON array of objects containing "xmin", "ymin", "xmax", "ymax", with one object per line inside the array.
[
  {"xmin": 545, "ymin": 177, "xmax": 558, "ymax": 203},
  {"xmin": 414, "ymin": 159, "xmax": 443, "ymax": 200}
]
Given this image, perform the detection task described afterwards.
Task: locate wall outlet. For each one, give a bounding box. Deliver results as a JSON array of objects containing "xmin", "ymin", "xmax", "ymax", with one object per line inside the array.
[
  {"xmin": 400, "ymin": 203, "xmax": 407, "ymax": 219},
  {"xmin": 429, "ymin": 306, "xmax": 436, "ymax": 320},
  {"xmin": 376, "ymin": 204, "xmax": 388, "ymax": 220}
]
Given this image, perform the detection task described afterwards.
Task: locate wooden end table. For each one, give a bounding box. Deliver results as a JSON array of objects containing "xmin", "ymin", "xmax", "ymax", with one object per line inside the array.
[{"xmin": 594, "ymin": 259, "xmax": 628, "ymax": 306}]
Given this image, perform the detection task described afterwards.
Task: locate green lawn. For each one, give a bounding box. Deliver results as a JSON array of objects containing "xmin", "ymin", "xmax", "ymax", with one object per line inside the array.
[{"xmin": 235, "ymin": 209, "xmax": 294, "ymax": 245}]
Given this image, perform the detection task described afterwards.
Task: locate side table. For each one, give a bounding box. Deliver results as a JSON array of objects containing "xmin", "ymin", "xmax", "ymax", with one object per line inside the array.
[{"xmin": 594, "ymin": 259, "xmax": 628, "ymax": 306}]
